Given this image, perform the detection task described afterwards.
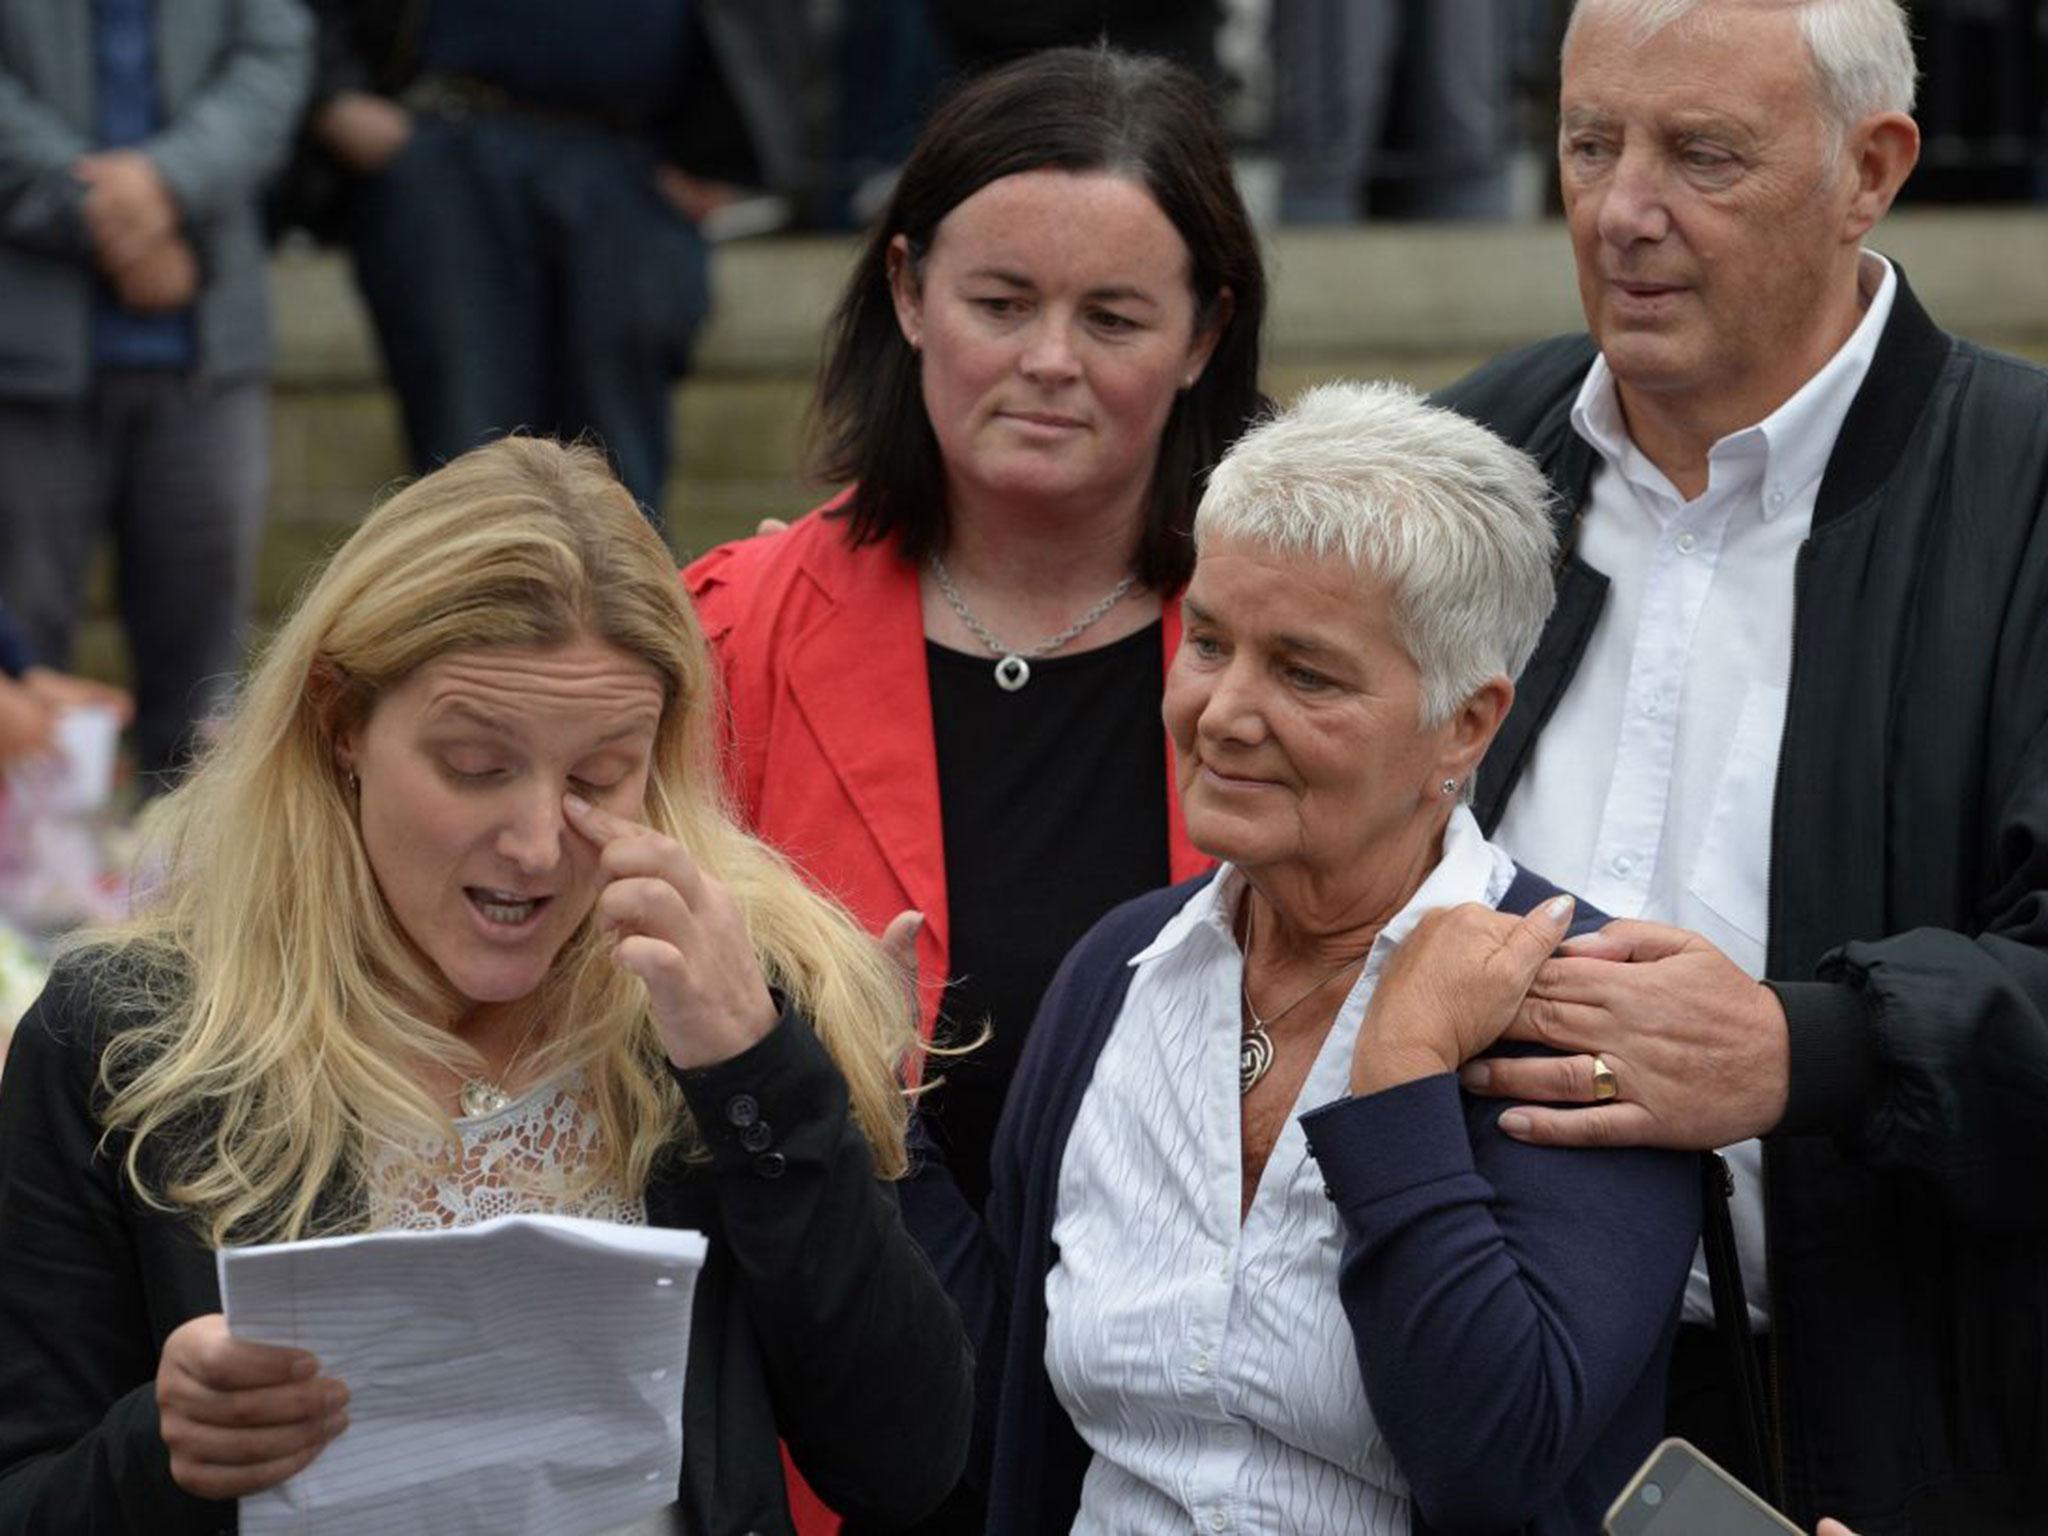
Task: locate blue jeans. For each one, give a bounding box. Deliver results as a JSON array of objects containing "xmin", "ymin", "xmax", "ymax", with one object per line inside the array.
[{"xmin": 349, "ymin": 113, "xmax": 712, "ymax": 517}]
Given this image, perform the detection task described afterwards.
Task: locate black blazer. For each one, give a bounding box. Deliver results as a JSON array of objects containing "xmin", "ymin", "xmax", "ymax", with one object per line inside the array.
[{"xmin": 0, "ymin": 957, "xmax": 972, "ymax": 1535}]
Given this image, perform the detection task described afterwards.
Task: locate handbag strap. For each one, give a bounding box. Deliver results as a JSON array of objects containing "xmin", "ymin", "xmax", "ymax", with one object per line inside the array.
[{"xmin": 1699, "ymin": 1150, "xmax": 1780, "ymax": 1507}]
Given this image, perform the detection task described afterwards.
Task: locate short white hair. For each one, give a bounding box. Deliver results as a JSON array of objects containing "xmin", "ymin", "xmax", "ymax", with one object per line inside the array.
[
  {"xmin": 1194, "ymin": 381, "xmax": 1558, "ymax": 729},
  {"xmin": 1564, "ymin": 0, "xmax": 1918, "ymax": 135}
]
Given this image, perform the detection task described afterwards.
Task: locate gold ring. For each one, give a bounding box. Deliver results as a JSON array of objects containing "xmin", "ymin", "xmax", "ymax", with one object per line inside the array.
[{"xmin": 1590, "ymin": 1055, "xmax": 1619, "ymax": 1102}]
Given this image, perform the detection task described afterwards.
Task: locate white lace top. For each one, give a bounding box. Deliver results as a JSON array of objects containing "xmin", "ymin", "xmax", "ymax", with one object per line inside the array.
[{"xmin": 367, "ymin": 1070, "xmax": 645, "ymax": 1230}]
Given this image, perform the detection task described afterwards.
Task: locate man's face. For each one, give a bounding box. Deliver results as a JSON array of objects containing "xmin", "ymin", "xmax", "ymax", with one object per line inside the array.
[{"xmin": 1559, "ymin": 2, "xmax": 1864, "ymax": 427}]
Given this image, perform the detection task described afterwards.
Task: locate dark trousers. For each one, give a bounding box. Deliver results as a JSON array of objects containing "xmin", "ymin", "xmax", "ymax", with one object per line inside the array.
[
  {"xmin": 1273, "ymin": 0, "xmax": 1515, "ymax": 222},
  {"xmin": 0, "ymin": 373, "xmax": 267, "ymax": 786},
  {"xmin": 348, "ymin": 113, "xmax": 712, "ymax": 516}
]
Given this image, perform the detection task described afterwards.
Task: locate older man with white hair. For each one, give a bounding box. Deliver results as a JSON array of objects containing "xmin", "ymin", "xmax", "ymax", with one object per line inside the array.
[{"xmin": 1440, "ymin": 1, "xmax": 2048, "ymax": 1531}]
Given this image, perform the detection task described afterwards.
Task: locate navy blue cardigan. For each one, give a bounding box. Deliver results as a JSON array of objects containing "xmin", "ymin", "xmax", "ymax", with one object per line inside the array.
[{"xmin": 901, "ymin": 866, "xmax": 1701, "ymax": 1535}]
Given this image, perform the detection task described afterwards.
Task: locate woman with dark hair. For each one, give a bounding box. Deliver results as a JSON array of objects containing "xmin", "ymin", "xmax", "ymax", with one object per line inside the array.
[{"xmin": 687, "ymin": 46, "xmax": 1266, "ymax": 1222}]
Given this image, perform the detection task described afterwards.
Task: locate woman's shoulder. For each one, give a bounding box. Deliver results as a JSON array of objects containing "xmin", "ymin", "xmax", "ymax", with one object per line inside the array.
[
  {"xmin": 682, "ymin": 493, "xmax": 867, "ymax": 623},
  {"xmin": 13, "ymin": 943, "xmax": 184, "ymax": 1060},
  {"xmin": 1054, "ymin": 871, "xmax": 1222, "ymax": 995}
]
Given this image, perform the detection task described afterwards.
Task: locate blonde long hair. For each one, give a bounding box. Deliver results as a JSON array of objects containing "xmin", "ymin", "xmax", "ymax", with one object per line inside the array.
[{"xmin": 89, "ymin": 438, "xmax": 916, "ymax": 1245}]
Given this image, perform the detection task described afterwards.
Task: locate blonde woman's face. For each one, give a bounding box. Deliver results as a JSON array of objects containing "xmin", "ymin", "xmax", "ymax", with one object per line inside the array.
[{"xmin": 338, "ymin": 635, "xmax": 665, "ymax": 1022}]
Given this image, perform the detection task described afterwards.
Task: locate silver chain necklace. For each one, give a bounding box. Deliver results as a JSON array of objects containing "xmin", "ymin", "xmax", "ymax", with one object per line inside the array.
[
  {"xmin": 1238, "ymin": 906, "xmax": 1370, "ymax": 1096},
  {"xmin": 929, "ymin": 555, "xmax": 1137, "ymax": 692}
]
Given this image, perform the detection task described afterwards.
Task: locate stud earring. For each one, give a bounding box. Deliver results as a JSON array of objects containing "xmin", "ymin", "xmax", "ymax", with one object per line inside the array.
[{"xmin": 1440, "ymin": 777, "xmax": 1459, "ymax": 797}]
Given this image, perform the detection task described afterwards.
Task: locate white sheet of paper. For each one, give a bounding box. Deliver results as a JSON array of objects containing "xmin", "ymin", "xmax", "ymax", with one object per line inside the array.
[{"xmin": 218, "ymin": 1213, "xmax": 707, "ymax": 1536}]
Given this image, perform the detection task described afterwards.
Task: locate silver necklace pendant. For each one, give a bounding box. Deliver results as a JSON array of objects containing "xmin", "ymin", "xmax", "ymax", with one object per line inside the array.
[
  {"xmin": 929, "ymin": 555, "xmax": 1137, "ymax": 692},
  {"xmin": 1239, "ymin": 1021, "xmax": 1275, "ymax": 1096},
  {"xmin": 460, "ymin": 1078, "xmax": 512, "ymax": 1118}
]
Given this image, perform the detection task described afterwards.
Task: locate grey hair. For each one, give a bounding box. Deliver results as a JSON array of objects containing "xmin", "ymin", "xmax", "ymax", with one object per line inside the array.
[
  {"xmin": 1564, "ymin": 0, "xmax": 1918, "ymax": 136},
  {"xmin": 1194, "ymin": 381, "xmax": 1558, "ymax": 730}
]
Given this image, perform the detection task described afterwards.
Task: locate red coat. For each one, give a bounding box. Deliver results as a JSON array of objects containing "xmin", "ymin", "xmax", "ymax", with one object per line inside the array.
[
  {"xmin": 685, "ymin": 500, "xmax": 1212, "ymax": 1044},
  {"xmin": 687, "ymin": 502, "xmax": 1209, "ymax": 1533}
]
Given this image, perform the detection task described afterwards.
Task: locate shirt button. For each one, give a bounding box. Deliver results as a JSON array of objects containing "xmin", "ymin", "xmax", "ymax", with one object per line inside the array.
[
  {"xmin": 1768, "ymin": 486, "xmax": 1786, "ymax": 509},
  {"xmin": 1675, "ymin": 531, "xmax": 1698, "ymax": 555},
  {"xmin": 1210, "ymin": 1511, "xmax": 1229, "ymax": 1532},
  {"xmin": 1611, "ymin": 853, "xmax": 1635, "ymax": 877},
  {"xmin": 725, "ymin": 1094, "xmax": 760, "ymax": 1128},
  {"xmin": 754, "ymin": 1151, "xmax": 787, "ymax": 1180},
  {"xmin": 1643, "ymin": 697, "xmax": 1661, "ymax": 718},
  {"xmin": 739, "ymin": 1120, "xmax": 774, "ymax": 1152},
  {"xmin": 1192, "ymin": 1351, "xmax": 1211, "ymax": 1374}
]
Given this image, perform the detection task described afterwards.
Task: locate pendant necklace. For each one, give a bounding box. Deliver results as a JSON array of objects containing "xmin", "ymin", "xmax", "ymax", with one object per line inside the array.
[
  {"xmin": 930, "ymin": 555, "xmax": 1136, "ymax": 692},
  {"xmin": 1238, "ymin": 905, "xmax": 1370, "ymax": 1096},
  {"xmin": 459, "ymin": 1078, "xmax": 515, "ymax": 1118},
  {"xmin": 457, "ymin": 1013, "xmax": 546, "ymax": 1118}
]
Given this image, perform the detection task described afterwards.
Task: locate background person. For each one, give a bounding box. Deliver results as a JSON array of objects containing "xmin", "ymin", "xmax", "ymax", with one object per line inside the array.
[
  {"xmin": 0, "ymin": 438, "xmax": 971, "ymax": 1534},
  {"xmin": 907, "ymin": 382, "xmax": 1700, "ymax": 1534},
  {"xmin": 0, "ymin": 0, "xmax": 310, "ymax": 791},
  {"xmin": 297, "ymin": 0, "xmax": 812, "ymax": 514},
  {"xmin": 687, "ymin": 46, "xmax": 1265, "ymax": 1221},
  {"xmin": 1438, "ymin": 0, "xmax": 2048, "ymax": 1528}
]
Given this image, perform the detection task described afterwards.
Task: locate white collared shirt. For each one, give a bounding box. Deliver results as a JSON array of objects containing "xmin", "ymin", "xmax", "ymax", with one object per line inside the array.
[
  {"xmin": 1045, "ymin": 808, "xmax": 1516, "ymax": 1535},
  {"xmin": 1492, "ymin": 254, "xmax": 1897, "ymax": 1327}
]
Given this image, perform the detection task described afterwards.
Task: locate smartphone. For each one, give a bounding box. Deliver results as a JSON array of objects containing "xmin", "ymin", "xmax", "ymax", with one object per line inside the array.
[{"xmin": 1604, "ymin": 1438, "xmax": 1801, "ymax": 1536}]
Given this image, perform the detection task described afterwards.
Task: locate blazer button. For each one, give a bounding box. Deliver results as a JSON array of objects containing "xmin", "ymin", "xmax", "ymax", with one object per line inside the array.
[
  {"xmin": 724, "ymin": 1093, "xmax": 760, "ymax": 1128},
  {"xmin": 754, "ymin": 1151, "xmax": 787, "ymax": 1180},
  {"xmin": 740, "ymin": 1119, "xmax": 774, "ymax": 1153}
]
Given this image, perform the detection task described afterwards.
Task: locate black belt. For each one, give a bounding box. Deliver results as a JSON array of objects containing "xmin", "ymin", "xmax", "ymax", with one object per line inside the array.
[{"xmin": 401, "ymin": 72, "xmax": 657, "ymax": 141}]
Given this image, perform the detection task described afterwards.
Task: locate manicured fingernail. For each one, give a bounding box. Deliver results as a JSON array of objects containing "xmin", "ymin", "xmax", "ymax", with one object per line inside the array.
[
  {"xmin": 325, "ymin": 1412, "xmax": 349, "ymax": 1438},
  {"xmin": 563, "ymin": 792, "xmax": 591, "ymax": 817},
  {"xmin": 324, "ymin": 1385, "xmax": 349, "ymax": 1412},
  {"xmin": 1544, "ymin": 894, "xmax": 1574, "ymax": 923},
  {"xmin": 1460, "ymin": 1062, "xmax": 1492, "ymax": 1090},
  {"xmin": 1499, "ymin": 1111, "xmax": 1532, "ymax": 1138},
  {"xmin": 290, "ymin": 1355, "xmax": 318, "ymax": 1380}
]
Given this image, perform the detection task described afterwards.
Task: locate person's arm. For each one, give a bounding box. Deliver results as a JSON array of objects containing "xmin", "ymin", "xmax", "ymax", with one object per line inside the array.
[
  {"xmin": 672, "ymin": 1008, "xmax": 973, "ymax": 1525},
  {"xmin": 1483, "ymin": 562, "xmax": 2048, "ymax": 1226},
  {"xmin": 1777, "ymin": 709, "xmax": 2048, "ymax": 1225},
  {"xmin": 1303, "ymin": 1075, "xmax": 1699, "ymax": 1532},
  {"xmin": 0, "ymin": 974, "xmax": 224, "ymax": 1535},
  {"xmin": 139, "ymin": 0, "xmax": 312, "ymax": 225},
  {"xmin": 0, "ymin": 62, "xmax": 94, "ymax": 260}
]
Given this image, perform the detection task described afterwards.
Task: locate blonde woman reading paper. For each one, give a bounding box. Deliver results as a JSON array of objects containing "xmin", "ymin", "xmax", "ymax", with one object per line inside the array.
[{"xmin": 0, "ymin": 439, "xmax": 970, "ymax": 1535}]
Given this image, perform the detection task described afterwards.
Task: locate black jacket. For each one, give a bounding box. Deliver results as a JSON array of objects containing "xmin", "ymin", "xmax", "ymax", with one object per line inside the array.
[
  {"xmin": 1437, "ymin": 272, "xmax": 2048, "ymax": 1534},
  {"xmin": 0, "ymin": 957, "xmax": 972, "ymax": 1535}
]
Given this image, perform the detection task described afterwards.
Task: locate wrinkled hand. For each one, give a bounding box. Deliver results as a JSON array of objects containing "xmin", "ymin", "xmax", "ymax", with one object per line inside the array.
[
  {"xmin": 1350, "ymin": 894, "xmax": 1575, "ymax": 1096},
  {"xmin": 312, "ymin": 92, "xmax": 416, "ymax": 176},
  {"xmin": 156, "ymin": 1314, "xmax": 348, "ymax": 1501},
  {"xmin": 565, "ymin": 793, "xmax": 778, "ymax": 1069},
  {"xmin": 21, "ymin": 666, "xmax": 134, "ymax": 725},
  {"xmin": 107, "ymin": 234, "xmax": 200, "ymax": 313},
  {"xmin": 1460, "ymin": 919, "xmax": 1790, "ymax": 1149},
  {"xmin": 75, "ymin": 151, "xmax": 179, "ymax": 271}
]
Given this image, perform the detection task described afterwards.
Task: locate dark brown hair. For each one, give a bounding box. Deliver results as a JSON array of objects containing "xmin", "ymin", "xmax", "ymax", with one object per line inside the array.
[{"xmin": 811, "ymin": 45, "xmax": 1268, "ymax": 592}]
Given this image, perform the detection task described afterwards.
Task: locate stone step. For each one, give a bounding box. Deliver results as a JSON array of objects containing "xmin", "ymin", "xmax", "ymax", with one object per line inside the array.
[{"xmin": 66, "ymin": 210, "xmax": 2048, "ymax": 682}]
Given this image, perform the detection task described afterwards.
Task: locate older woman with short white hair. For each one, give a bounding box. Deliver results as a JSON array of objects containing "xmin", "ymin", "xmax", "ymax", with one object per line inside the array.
[{"xmin": 910, "ymin": 381, "xmax": 1701, "ymax": 1535}]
